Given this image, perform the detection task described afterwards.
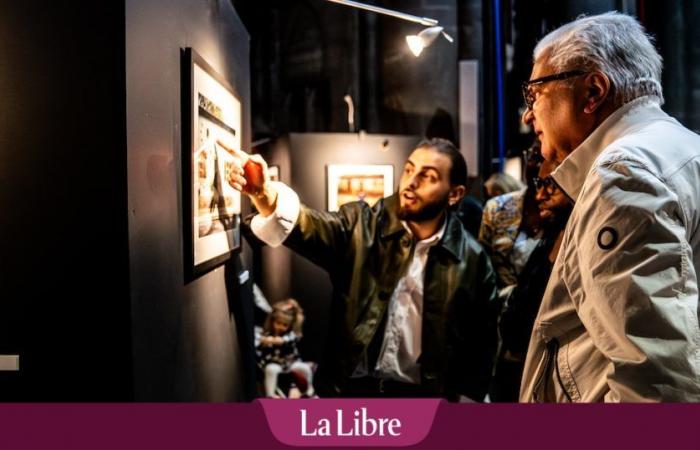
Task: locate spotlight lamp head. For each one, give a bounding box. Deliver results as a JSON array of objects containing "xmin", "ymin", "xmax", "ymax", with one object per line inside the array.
[
  {"xmin": 323, "ymin": 0, "xmax": 453, "ymax": 56},
  {"xmin": 405, "ymin": 26, "xmax": 454, "ymax": 57}
]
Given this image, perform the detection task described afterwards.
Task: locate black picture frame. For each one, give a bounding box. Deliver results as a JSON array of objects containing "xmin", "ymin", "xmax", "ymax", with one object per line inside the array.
[{"xmin": 181, "ymin": 48, "xmax": 242, "ymax": 282}]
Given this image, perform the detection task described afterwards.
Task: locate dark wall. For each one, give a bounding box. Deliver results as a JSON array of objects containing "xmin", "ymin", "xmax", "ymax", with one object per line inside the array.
[
  {"xmin": 235, "ymin": 0, "xmax": 460, "ymax": 139},
  {"xmin": 234, "ymin": 0, "xmax": 361, "ymax": 134},
  {"xmin": 0, "ymin": 2, "xmax": 132, "ymax": 400},
  {"xmin": 126, "ymin": 0, "xmax": 254, "ymax": 400},
  {"xmin": 644, "ymin": 0, "xmax": 700, "ymax": 134},
  {"xmin": 502, "ymin": 0, "xmax": 623, "ymax": 165},
  {"xmin": 256, "ymin": 137, "xmax": 294, "ymax": 304},
  {"xmin": 259, "ymin": 133, "xmax": 420, "ymax": 362},
  {"xmin": 378, "ymin": 0, "xmax": 459, "ymax": 137}
]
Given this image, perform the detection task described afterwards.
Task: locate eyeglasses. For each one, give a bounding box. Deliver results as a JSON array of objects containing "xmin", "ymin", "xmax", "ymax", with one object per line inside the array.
[
  {"xmin": 521, "ymin": 70, "xmax": 586, "ymax": 109},
  {"xmin": 533, "ymin": 176, "xmax": 558, "ymax": 195}
]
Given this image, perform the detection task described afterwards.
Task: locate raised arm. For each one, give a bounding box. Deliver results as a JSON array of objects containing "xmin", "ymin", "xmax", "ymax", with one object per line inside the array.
[{"xmin": 223, "ymin": 142, "xmax": 364, "ymax": 272}]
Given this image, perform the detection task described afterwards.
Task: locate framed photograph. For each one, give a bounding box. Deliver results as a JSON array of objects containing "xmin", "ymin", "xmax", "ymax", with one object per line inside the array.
[
  {"xmin": 181, "ymin": 48, "xmax": 242, "ymax": 281},
  {"xmin": 268, "ymin": 165, "xmax": 280, "ymax": 182},
  {"xmin": 326, "ymin": 164, "xmax": 394, "ymax": 212}
]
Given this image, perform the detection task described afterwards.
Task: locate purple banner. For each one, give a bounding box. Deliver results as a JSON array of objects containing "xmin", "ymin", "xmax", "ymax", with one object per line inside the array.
[{"xmin": 0, "ymin": 403, "xmax": 697, "ymax": 449}]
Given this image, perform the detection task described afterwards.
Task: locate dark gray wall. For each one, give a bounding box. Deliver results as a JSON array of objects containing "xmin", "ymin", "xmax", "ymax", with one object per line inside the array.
[
  {"xmin": 234, "ymin": 0, "xmax": 362, "ymax": 133},
  {"xmin": 378, "ymin": 0, "xmax": 459, "ymax": 138},
  {"xmin": 257, "ymin": 136, "xmax": 294, "ymax": 305},
  {"xmin": 0, "ymin": 2, "xmax": 132, "ymax": 400},
  {"xmin": 259, "ymin": 132, "xmax": 420, "ymax": 362},
  {"xmin": 126, "ymin": 0, "xmax": 254, "ymax": 401},
  {"xmin": 645, "ymin": 0, "xmax": 700, "ymax": 134},
  {"xmin": 235, "ymin": 0, "xmax": 460, "ymax": 138}
]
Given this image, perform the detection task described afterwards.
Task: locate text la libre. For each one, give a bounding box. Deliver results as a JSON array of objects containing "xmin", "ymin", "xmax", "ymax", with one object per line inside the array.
[{"xmin": 300, "ymin": 408, "xmax": 402, "ymax": 437}]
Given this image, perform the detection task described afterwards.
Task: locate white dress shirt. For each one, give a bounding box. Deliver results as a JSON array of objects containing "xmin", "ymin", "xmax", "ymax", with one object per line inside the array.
[{"xmin": 370, "ymin": 221, "xmax": 445, "ymax": 383}]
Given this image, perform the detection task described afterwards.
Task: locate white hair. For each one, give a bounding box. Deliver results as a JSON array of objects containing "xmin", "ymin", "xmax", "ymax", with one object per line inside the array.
[{"xmin": 534, "ymin": 11, "xmax": 664, "ymax": 105}]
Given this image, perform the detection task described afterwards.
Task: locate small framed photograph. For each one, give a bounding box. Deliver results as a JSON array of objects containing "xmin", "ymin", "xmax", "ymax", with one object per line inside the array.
[
  {"xmin": 181, "ymin": 48, "xmax": 242, "ymax": 282},
  {"xmin": 326, "ymin": 164, "xmax": 394, "ymax": 212}
]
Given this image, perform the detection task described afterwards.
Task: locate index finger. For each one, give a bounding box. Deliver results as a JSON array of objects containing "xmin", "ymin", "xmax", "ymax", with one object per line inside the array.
[{"xmin": 216, "ymin": 140, "xmax": 248, "ymax": 159}]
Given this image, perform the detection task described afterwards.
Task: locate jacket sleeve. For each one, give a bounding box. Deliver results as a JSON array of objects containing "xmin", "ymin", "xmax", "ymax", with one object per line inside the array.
[
  {"xmin": 243, "ymin": 181, "xmax": 366, "ymax": 272},
  {"xmin": 283, "ymin": 201, "xmax": 366, "ymax": 274},
  {"xmin": 571, "ymin": 158, "xmax": 700, "ymax": 402},
  {"xmin": 457, "ymin": 245, "xmax": 499, "ymax": 401}
]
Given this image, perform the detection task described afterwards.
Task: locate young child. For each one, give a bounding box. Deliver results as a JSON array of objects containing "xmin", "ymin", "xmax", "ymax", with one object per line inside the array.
[{"xmin": 256, "ymin": 299, "xmax": 314, "ymax": 398}]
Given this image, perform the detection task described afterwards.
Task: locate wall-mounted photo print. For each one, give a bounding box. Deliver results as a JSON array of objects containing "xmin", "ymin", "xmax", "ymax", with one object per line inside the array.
[
  {"xmin": 182, "ymin": 48, "xmax": 242, "ymax": 281},
  {"xmin": 326, "ymin": 164, "xmax": 394, "ymax": 212}
]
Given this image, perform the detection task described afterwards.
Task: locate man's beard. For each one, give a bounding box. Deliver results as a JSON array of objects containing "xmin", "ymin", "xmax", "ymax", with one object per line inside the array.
[
  {"xmin": 540, "ymin": 203, "xmax": 573, "ymax": 234},
  {"xmin": 398, "ymin": 190, "xmax": 450, "ymax": 222}
]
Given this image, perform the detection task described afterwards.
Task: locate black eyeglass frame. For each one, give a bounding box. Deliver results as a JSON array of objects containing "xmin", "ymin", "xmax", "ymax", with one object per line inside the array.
[
  {"xmin": 521, "ymin": 70, "xmax": 587, "ymax": 109},
  {"xmin": 533, "ymin": 176, "xmax": 558, "ymax": 195}
]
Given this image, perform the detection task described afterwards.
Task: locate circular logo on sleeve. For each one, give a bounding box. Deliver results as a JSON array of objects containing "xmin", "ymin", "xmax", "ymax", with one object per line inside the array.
[{"xmin": 597, "ymin": 227, "xmax": 618, "ymax": 250}]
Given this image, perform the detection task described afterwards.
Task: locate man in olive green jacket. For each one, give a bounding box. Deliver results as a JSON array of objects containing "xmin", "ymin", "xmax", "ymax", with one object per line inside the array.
[{"xmin": 228, "ymin": 138, "xmax": 498, "ymax": 400}]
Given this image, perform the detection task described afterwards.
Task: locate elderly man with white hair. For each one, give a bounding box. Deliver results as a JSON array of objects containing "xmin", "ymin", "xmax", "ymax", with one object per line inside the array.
[{"xmin": 520, "ymin": 12, "xmax": 700, "ymax": 402}]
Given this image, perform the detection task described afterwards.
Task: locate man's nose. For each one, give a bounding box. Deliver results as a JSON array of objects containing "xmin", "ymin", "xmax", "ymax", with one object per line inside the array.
[
  {"xmin": 521, "ymin": 107, "xmax": 534, "ymax": 125},
  {"xmin": 535, "ymin": 188, "xmax": 547, "ymax": 202},
  {"xmin": 406, "ymin": 172, "xmax": 420, "ymax": 189}
]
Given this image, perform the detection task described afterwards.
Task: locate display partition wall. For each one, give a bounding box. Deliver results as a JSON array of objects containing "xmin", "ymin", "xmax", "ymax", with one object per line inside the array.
[
  {"xmin": 126, "ymin": 0, "xmax": 255, "ymax": 401},
  {"xmin": 0, "ymin": 0, "xmax": 256, "ymax": 401}
]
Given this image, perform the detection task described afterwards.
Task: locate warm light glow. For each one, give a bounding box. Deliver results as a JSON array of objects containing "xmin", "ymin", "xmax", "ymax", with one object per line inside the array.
[
  {"xmin": 322, "ymin": 1, "xmax": 452, "ymax": 57},
  {"xmin": 405, "ymin": 27, "xmax": 451, "ymax": 57},
  {"xmin": 406, "ymin": 35, "xmax": 425, "ymax": 57}
]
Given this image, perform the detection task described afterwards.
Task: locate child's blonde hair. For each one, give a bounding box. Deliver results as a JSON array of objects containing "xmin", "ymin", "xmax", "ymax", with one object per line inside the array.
[{"xmin": 263, "ymin": 298, "xmax": 305, "ymax": 337}]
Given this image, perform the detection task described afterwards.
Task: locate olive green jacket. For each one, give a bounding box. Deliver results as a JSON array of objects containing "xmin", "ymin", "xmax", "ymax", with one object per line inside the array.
[{"xmin": 284, "ymin": 194, "xmax": 499, "ymax": 400}]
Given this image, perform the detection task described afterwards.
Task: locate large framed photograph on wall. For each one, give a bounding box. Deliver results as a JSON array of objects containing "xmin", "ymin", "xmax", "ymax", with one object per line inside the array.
[
  {"xmin": 326, "ymin": 164, "xmax": 394, "ymax": 212},
  {"xmin": 181, "ymin": 48, "xmax": 242, "ymax": 282}
]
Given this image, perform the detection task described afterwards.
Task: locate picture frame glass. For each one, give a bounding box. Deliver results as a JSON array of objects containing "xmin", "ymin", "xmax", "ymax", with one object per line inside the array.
[
  {"xmin": 183, "ymin": 48, "xmax": 242, "ymax": 280},
  {"xmin": 327, "ymin": 164, "xmax": 394, "ymax": 212}
]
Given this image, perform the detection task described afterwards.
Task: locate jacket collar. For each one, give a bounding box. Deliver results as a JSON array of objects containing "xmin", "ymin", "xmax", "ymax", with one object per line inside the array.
[
  {"xmin": 380, "ymin": 194, "xmax": 406, "ymax": 238},
  {"xmin": 380, "ymin": 194, "xmax": 466, "ymax": 262},
  {"xmin": 552, "ymin": 96, "xmax": 671, "ymax": 202},
  {"xmin": 437, "ymin": 213, "xmax": 467, "ymax": 262}
]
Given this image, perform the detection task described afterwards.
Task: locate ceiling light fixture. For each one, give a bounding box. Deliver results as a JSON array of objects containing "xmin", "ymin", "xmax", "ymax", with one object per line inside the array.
[
  {"xmin": 324, "ymin": 0, "xmax": 453, "ymax": 57},
  {"xmin": 405, "ymin": 26, "xmax": 454, "ymax": 57}
]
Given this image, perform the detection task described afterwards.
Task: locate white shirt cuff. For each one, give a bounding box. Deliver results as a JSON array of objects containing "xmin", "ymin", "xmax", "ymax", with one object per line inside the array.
[{"xmin": 250, "ymin": 181, "xmax": 300, "ymax": 247}]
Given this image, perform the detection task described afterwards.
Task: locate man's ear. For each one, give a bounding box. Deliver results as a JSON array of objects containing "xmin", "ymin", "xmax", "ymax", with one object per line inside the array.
[
  {"xmin": 583, "ymin": 71, "xmax": 611, "ymax": 114},
  {"xmin": 448, "ymin": 185, "xmax": 466, "ymax": 207}
]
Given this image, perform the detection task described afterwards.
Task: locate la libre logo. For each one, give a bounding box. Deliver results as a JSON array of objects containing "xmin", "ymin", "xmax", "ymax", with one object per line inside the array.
[{"xmin": 300, "ymin": 407, "xmax": 402, "ymax": 437}]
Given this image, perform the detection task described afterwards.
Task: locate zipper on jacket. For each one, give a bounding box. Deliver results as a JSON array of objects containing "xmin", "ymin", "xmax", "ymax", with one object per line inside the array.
[
  {"xmin": 532, "ymin": 338, "xmax": 572, "ymax": 402},
  {"xmin": 532, "ymin": 340, "xmax": 555, "ymax": 402},
  {"xmin": 552, "ymin": 338, "xmax": 573, "ymax": 402}
]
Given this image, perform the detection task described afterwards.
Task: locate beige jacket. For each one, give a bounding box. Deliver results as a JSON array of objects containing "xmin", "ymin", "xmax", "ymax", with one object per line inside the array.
[{"xmin": 520, "ymin": 97, "xmax": 700, "ymax": 402}]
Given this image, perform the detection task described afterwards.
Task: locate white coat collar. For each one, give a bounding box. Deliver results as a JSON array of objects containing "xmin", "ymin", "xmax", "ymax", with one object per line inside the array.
[{"xmin": 551, "ymin": 96, "xmax": 671, "ymax": 202}]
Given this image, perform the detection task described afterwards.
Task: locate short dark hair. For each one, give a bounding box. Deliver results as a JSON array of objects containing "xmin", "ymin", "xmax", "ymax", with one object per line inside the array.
[{"xmin": 415, "ymin": 137, "xmax": 467, "ymax": 186}]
